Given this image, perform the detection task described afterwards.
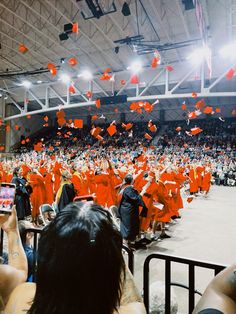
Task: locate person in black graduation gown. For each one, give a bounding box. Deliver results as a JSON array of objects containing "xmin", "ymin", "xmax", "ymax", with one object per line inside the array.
[
  {"xmin": 11, "ymin": 167, "xmax": 32, "ymax": 220},
  {"xmin": 118, "ymin": 174, "xmax": 147, "ymax": 247}
]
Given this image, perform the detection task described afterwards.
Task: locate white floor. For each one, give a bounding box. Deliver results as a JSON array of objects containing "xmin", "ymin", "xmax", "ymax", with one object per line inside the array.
[{"xmin": 130, "ymin": 185, "xmax": 236, "ymax": 313}]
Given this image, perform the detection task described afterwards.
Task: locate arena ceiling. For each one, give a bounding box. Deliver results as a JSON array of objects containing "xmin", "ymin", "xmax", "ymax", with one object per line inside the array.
[{"xmin": 0, "ymin": 0, "xmax": 236, "ymax": 121}]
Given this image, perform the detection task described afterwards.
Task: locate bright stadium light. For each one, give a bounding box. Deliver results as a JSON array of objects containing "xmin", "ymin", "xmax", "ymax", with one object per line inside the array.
[
  {"xmin": 219, "ymin": 42, "xmax": 236, "ymax": 59},
  {"xmin": 59, "ymin": 73, "xmax": 71, "ymax": 84},
  {"xmin": 187, "ymin": 46, "xmax": 211, "ymax": 64},
  {"xmin": 127, "ymin": 60, "xmax": 142, "ymax": 73},
  {"xmin": 21, "ymin": 80, "xmax": 32, "ymax": 89},
  {"xmin": 79, "ymin": 70, "xmax": 93, "ymax": 80}
]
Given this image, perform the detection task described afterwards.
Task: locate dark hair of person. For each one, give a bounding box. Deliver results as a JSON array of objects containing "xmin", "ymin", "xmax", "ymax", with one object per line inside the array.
[
  {"xmin": 13, "ymin": 167, "xmax": 20, "ymax": 177},
  {"xmin": 28, "ymin": 202, "xmax": 125, "ymax": 314},
  {"xmin": 124, "ymin": 174, "xmax": 133, "ymax": 184}
]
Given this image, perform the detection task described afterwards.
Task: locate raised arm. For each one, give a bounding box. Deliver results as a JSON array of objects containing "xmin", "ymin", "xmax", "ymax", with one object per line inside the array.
[
  {"xmin": 193, "ymin": 264, "xmax": 236, "ymax": 314},
  {"xmin": 0, "ymin": 207, "xmax": 27, "ymax": 307}
]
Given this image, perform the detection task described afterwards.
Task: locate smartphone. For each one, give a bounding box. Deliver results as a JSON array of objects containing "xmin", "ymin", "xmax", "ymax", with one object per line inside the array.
[{"xmin": 0, "ymin": 183, "xmax": 16, "ymax": 214}]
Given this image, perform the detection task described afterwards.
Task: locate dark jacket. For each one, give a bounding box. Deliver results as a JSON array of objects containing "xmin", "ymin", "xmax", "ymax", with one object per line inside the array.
[
  {"xmin": 11, "ymin": 176, "xmax": 31, "ymax": 219},
  {"xmin": 58, "ymin": 183, "xmax": 75, "ymax": 212}
]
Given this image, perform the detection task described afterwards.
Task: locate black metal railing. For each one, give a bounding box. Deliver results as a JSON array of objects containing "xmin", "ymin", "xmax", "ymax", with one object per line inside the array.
[
  {"xmin": 143, "ymin": 253, "xmax": 226, "ymax": 314},
  {"xmin": 122, "ymin": 244, "xmax": 134, "ymax": 274}
]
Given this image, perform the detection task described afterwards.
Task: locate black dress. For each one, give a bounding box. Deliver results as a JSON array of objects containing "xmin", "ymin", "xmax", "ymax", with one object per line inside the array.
[
  {"xmin": 11, "ymin": 176, "xmax": 31, "ymax": 219},
  {"xmin": 118, "ymin": 185, "xmax": 147, "ymax": 241}
]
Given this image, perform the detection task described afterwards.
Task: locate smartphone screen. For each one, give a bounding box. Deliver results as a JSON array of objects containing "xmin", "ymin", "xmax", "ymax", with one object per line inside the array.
[{"xmin": 0, "ymin": 183, "xmax": 16, "ymax": 214}]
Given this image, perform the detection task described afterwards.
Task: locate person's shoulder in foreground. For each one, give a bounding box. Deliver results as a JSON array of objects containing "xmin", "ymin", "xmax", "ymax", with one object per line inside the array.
[{"xmin": 193, "ymin": 264, "xmax": 236, "ymax": 314}]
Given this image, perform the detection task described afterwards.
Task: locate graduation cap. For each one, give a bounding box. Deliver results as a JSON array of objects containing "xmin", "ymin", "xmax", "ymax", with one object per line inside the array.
[
  {"xmin": 120, "ymin": 79, "xmax": 126, "ymax": 86},
  {"xmin": 130, "ymin": 74, "xmax": 139, "ymax": 84},
  {"xmin": 226, "ymin": 68, "xmax": 236, "ymax": 80},
  {"xmin": 188, "ymin": 111, "xmax": 197, "ymax": 119},
  {"xmin": 190, "ymin": 127, "xmax": 203, "ymax": 135},
  {"xmin": 195, "ymin": 99, "xmax": 205, "ymax": 110},
  {"xmin": 74, "ymin": 119, "xmax": 83, "ymax": 129},
  {"xmin": 148, "ymin": 121, "xmax": 157, "ymax": 132},
  {"xmin": 144, "ymin": 133, "xmax": 152, "ymax": 140},
  {"xmin": 34, "ymin": 142, "xmax": 43, "ymax": 152},
  {"xmin": 69, "ymin": 85, "xmax": 76, "ymax": 94},
  {"xmin": 176, "ymin": 126, "xmax": 182, "ymax": 132},
  {"xmin": 122, "ymin": 123, "xmax": 133, "ymax": 131},
  {"xmin": 18, "ymin": 44, "xmax": 28, "ymax": 54},
  {"xmin": 181, "ymin": 102, "xmax": 187, "ymax": 110},
  {"xmin": 91, "ymin": 126, "xmax": 102, "ymax": 138},
  {"xmin": 215, "ymin": 107, "xmax": 221, "ymax": 113},
  {"xmin": 192, "ymin": 92, "xmax": 197, "ymax": 98},
  {"xmin": 91, "ymin": 115, "xmax": 98, "ymax": 121},
  {"xmin": 95, "ymin": 99, "xmax": 101, "ymax": 109},
  {"xmin": 130, "ymin": 102, "xmax": 139, "ymax": 111},
  {"xmin": 14, "ymin": 125, "xmax": 20, "ymax": 131},
  {"xmin": 151, "ymin": 57, "xmax": 160, "ymax": 69},
  {"xmin": 68, "ymin": 58, "xmax": 78, "ymax": 66},
  {"xmin": 187, "ymin": 196, "xmax": 194, "ymax": 203},
  {"xmin": 72, "ymin": 22, "xmax": 78, "ymax": 33},
  {"xmin": 107, "ymin": 124, "xmax": 117, "ymax": 136},
  {"xmin": 203, "ymin": 106, "xmax": 213, "ymax": 114},
  {"xmin": 100, "ymin": 69, "xmax": 112, "ymax": 81},
  {"xmin": 166, "ymin": 65, "xmax": 174, "ymax": 72},
  {"xmin": 86, "ymin": 91, "xmax": 92, "ymax": 98},
  {"xmin": 143, "ymin": 102, "xmax": 154, "ymax": 113}
]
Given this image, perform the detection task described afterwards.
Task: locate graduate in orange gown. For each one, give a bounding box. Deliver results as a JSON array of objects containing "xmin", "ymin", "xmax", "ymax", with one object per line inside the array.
[
  {"xmin": 201, "ymin": 167, "xmax": 212, "ymax": 195},
  {"xmin": 43, "ymin": 170, "xmax": 54, "ymax": 205}
]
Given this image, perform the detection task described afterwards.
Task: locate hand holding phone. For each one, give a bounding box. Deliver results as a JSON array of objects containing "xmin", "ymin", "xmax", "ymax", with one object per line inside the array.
[{"xmin": 0, "ymin": 183, "xmax": 16, "ymax": 214}]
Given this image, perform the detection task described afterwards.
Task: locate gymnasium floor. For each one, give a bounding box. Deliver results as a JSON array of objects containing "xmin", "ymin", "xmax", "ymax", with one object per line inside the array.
[{"xmin": 131, "ymin": 185, "xmax": 236, "ymax": 313}]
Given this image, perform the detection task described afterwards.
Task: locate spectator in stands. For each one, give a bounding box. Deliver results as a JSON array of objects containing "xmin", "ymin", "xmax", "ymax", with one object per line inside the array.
[
  {"xmin": 193, "ymin": 263, "xmax": 236, "ymax": 313},
  {"xmin": 0, "ymin": 206, "xmax": 28, "ymax": 311},
  {"xmin": 5, "ymin": 202, "xmax": 146, "ymax": 314}
]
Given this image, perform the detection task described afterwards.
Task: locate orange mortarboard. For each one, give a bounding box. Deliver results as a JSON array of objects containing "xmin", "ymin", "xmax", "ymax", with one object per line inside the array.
[
  {"xmin": 6, "ymin": 125, "xmax": 10, "ymax": 132},
  {"xmin": 166, "ymin": 65, "xmax": 174, "ymax": 72},
  {"xmin": 122, "ymin": 123, "xmax": 133, "ymax": 131},
  {"xmin": 57, "ymin": 118, "xmax": 66, "ymax": 127},
  {"xmin": 95, "ymin": 99, "xmax": 101, "ymax": 109},
  {"xmin": 188, "ymin": 111, "xmax": 197, "ymax": 119},
  {"xmin": 120, "ymin": 79, "xmax": 126, "ymax": 86},
  {"xmin": 144, "ymin": 133, "xmax": 152, "ymax": 140},
  {"xmin": 215, "ymin": 107, "xmax": 221, "ymax": 113},
  {"xmin": 176, "ymin": 126, "xmax": 182, "ymax": 132},
  {"xmin": 100, "ymin": 69, "xmax": 112, "ymax": 81},
  {"xmin": 190, "ymin": 127, "xmax": 203, "ymax": 135},
  {"xmin": 226, "ymin": 68, "xmax": 236, "ymax": 80},
  {"xmin": 86, "ymin": 91, "xmax": 92, "ymax": 98},
  {"xmin": 47, "ymin": 63, "xmax": 57, "ymax": 76},
  {"xmin": 114, "ymin": 108, "xmax": 119, "ymax": 113},
  {"xmin": 21, "ymin": 140, "xmax": 26, "ymax": 145},
  {"xmin": 74, "ymin": 119, "xmax": 83, "ymax": 129},
  {"xmin": 69, "ymin": 85, "xmax": 76, "ymax": 94},
  {"xmin": 203, "ymin": 106, "xmax": 213, "ymax": 114},
  {"xmin": 195, "ymin": 99, "xmax": 205, "ymax": 110},
  {"xmin": 56, "ymin": 110, "xmax": 65, "ymax": 119},
  {"xmin": 143, "ymin": 101, "xmax": 153, "ymax": 112},
  {"xmin": 151, "ymin": 57, "xmax": 159, "ymax": 69},
  {"xmin": 130, "ymin": 74, "xmax": 139, "ymax": 84},
  {"xmin": 91, "ymin": 115, "xmax": 98, "ymax": 121},
  {"xmin": 44, "ymin": 115, "xmax": 49, "ymax": 122},
  {"xmin": 192, "ymin": 92, "xmax": 197, "ymax": 98},
  {"xmin": 148, "ymin": 121, "xmax": 157, "ymax": 132},
  {"xmin": 91, "ymin": 127, "xmax": 102, "ymax": 138},
  {"xmin": 130, "ymin": 102, "xmax": 139, "ymax": 111},
  {"xmin": 72, "ymin": 22, "xmax": 78, "ymax": 33},
  {"xmin": 34, "ymin": 142, "xmax": 42, "ymax": 152},
  {"xmin": 26, "ymin": 114, "xmax": 31, "ymax": 119},
  {"xmin": 15, "ymin": 125, "xmax": 20, "ymax": 131},
  {"xmin": 181, "ymin": 102, "xmax": 187, "ymax": 110},
  {"xmin": 68, "ymin": 58, "xmax": 78, "ymax": 66},
  {"xmin": 18, "ymin": 44, "xmax": 28, "ymax": 54},
  {"xmin": 107, "ymin": 124, "xmax": 117, "ymax": 136},
  {"xmin": 25, "ymin": 138, "xmax": 30, "ymax": 143},
  {"xmin": 187, "ymin": 196, "xmax": 194, "ymax": 203},
  {"xmin": 73, "ymin": 137, "xmax": 77, "ymax": 141}
]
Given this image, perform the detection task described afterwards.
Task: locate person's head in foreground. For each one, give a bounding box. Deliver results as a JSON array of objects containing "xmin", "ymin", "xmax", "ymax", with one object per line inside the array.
[{"xmin": 29, "ymin": 202, "xmax": 125, "ymax": 314}]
